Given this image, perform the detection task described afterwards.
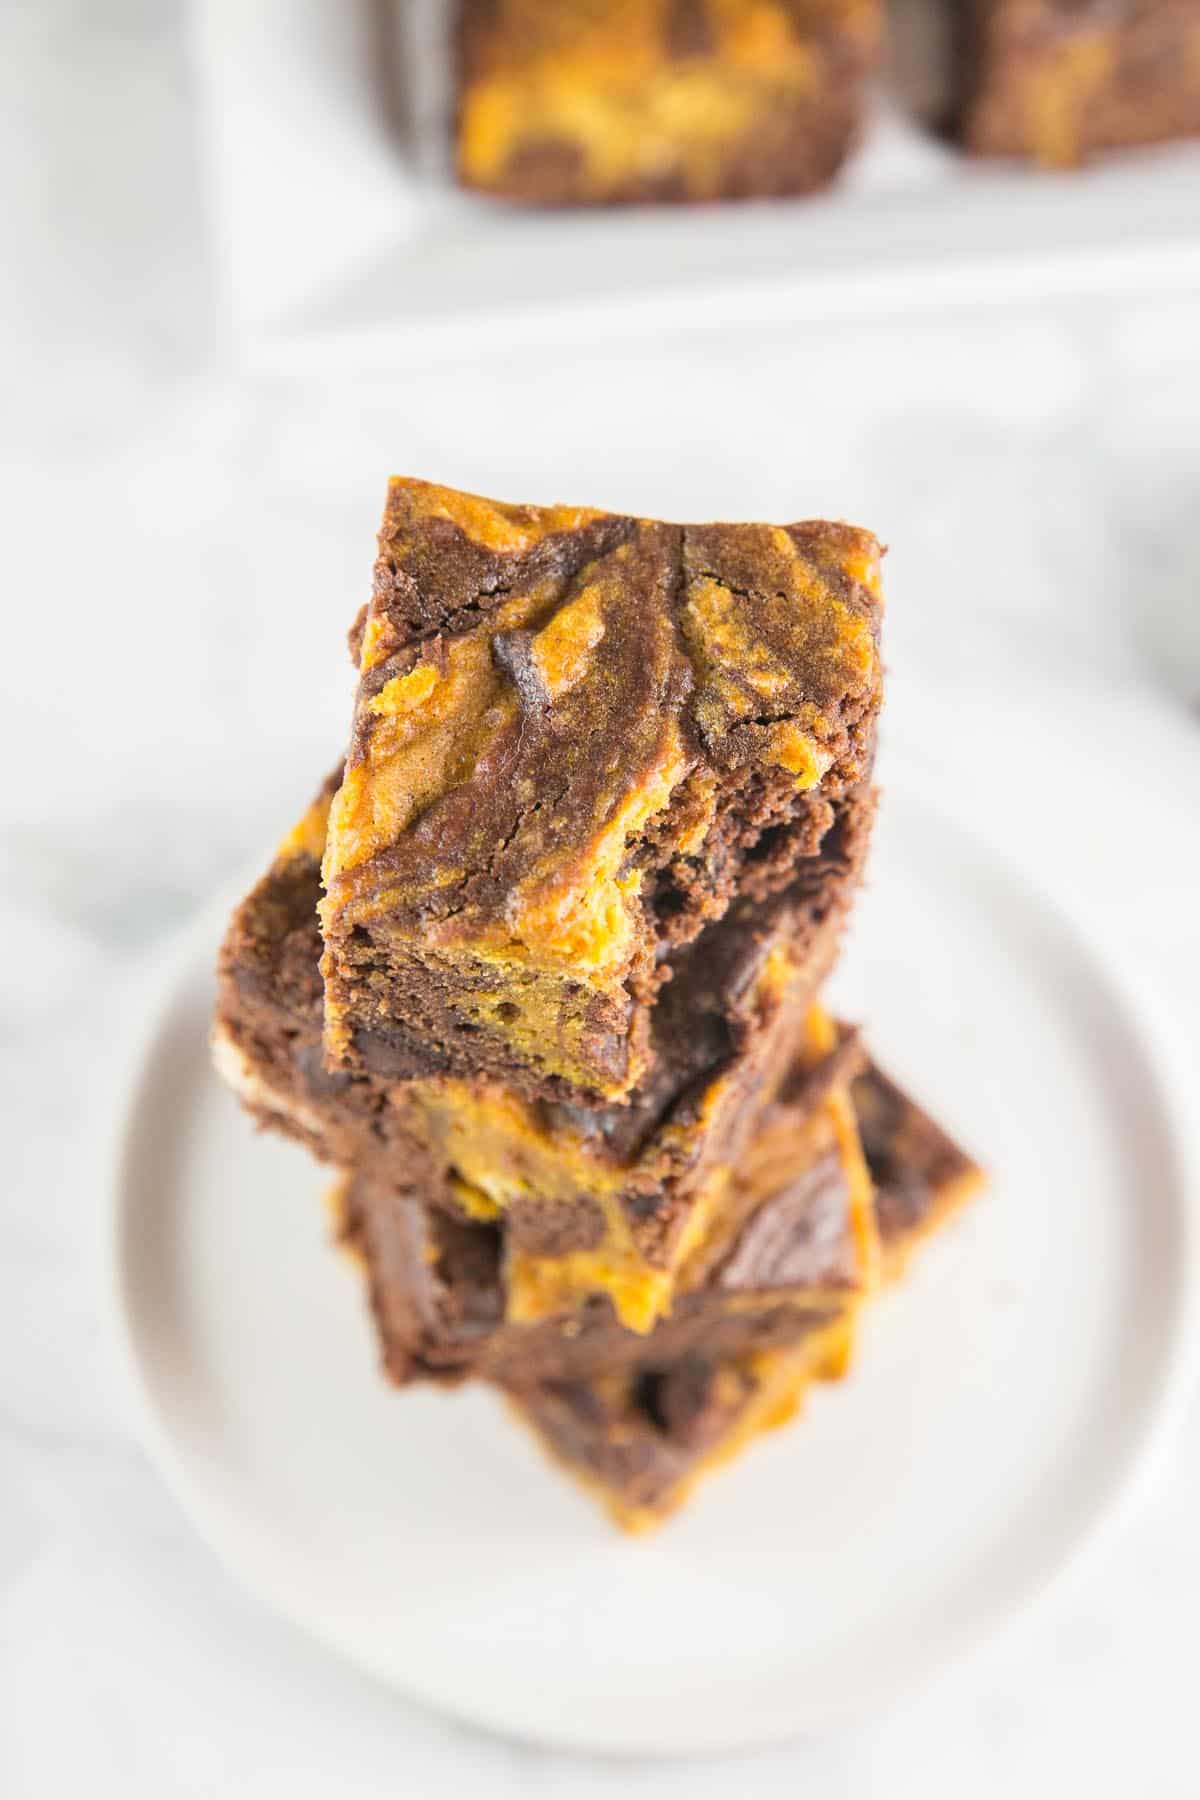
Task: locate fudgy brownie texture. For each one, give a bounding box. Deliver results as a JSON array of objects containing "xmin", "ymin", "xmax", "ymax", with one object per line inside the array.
[
  {"xmin": 215, "ymin": 777, "xmax": 874, "ymax": 1329},
  {"xmin": 960, "ymin": 0, "xmax": 1200, "ymax": 164},
  {"xmin": 321, "ymin": 478, "xmax": 883, "ymax": 1106},
  {"xmin": 454, "ymin": 0, "xmax": 884, "ymax": 205},
  {"xmin": 335, "ymin": 1034, "xmax": 878, "ymax": 1385},
  {"xmin": 509, "ymin": 1066, "xmax": 983, "ymax": 1529}
]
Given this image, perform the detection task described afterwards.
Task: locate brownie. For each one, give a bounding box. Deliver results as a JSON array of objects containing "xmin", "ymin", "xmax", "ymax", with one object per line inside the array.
[
  {"xmin": 334, "ymin": 1037, "xmax": 879, "ymax": 1385},
  {"xmin": 850, "ymin": 1060, "xmax": 983, "ymax": 1279},
  {"xmin": 214, "ymin": 773, "xmax": 875, "ymax": 1330},
  {"xmin": 960, "ymin": 0, "xmax": 1200, "ymax": 164},
  {"xmin": 510, "ymin": 1323, "xmax": 855, "ymax": 1531},
  {"xmin": 454, "ymin": 0, "xmax": 884, "ymax": 205},
  {"xmin": 508, "ymin": 1068, "xmax": 982, "ymax": 1529},
  {"xmin": 320, "ymin": 477, "xmax": 883, "ymax": 1106}
]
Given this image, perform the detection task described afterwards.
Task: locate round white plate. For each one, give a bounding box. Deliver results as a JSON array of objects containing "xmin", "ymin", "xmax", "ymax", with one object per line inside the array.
[{"xmin": 107, "ymin": 790, "xmax": 1198, "ymax": 1756}]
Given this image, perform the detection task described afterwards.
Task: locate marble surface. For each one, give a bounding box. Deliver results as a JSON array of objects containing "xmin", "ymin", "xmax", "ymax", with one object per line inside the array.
[{"xmin": 4, "ymin": 4, "xmax": 1200, "ymax": 1794}]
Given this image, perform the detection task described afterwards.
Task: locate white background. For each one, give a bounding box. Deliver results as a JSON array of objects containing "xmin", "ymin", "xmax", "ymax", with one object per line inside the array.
[{"xmin": 4, "ymin": 3, "xmax": 1200, "ymax": 1794}]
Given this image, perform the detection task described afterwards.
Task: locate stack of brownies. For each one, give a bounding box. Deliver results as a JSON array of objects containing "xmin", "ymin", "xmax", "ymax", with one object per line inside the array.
[{"xmin": 213, "ymin": 477, "xmax": 981, "ymax": 1530}]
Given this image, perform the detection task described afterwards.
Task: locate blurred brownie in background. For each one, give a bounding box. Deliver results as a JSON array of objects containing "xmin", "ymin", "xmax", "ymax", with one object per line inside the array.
[
  {"xmin": 454, "ymin": 0, "xmax": 884, "ymax": 204},
  {"xmin": 960, "ymin": 0, "xmax": 1200, "ymax": 165}
]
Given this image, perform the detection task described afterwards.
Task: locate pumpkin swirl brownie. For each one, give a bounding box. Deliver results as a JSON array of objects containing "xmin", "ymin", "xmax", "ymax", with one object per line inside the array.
[
  {"xmin": 320, "ymin": 477, "xmax": 883, "ymax": 1107},
  {"xmin": 960, "ymin": 0, "xmax": 1200, "ymax": 166},
  {"xmin": 332, "ymin": 1026, "xmax": 879, "ymax": 1386},
  {"xmin": 454, "ymin": 0, "xmax": 884, "ymax": 205},
  {"xmin": 504, "ymin": 1061, "xmax": 983, "ymax": 1530},
  {"xmin": 213, "ymin": 777, "xmax": 875, "ymax": 1330}
]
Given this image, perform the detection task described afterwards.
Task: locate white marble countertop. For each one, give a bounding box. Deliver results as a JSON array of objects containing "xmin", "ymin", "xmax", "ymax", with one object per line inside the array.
[{"xmin": 5, "ymin": 4, "xmax": 1200, "ymax": 1794}]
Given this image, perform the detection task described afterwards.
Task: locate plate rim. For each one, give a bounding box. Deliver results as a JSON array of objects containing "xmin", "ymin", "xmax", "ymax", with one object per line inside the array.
[{"xmin": 100, "ymin": 794, "xmax": 1200, "ymax": 1757}]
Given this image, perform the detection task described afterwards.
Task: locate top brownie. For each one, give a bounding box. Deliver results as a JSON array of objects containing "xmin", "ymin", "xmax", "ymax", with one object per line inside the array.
[
  {"xmin": 454, "ymin": 0, "xmax": 884, "ymax": 206},
  {"xmin": 320, "ymin": 478, "xmax": 883, "ymax": 1106}
]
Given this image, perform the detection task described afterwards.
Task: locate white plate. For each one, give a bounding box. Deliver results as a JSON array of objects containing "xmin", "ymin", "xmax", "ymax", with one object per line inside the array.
[
  {"xmin": 106, "ymin": 787, "xmax": 1198, "ymax": 1755},
  {"xmin": 192, "ymin": 0, "xmax": 1200, "ymax": 362}
]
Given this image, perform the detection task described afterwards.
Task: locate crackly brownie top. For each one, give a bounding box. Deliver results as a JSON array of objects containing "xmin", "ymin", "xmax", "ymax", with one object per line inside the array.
[
  {"xmin": 322, "ymin": 478, "xmax": 882, "ymax": 983},
  {"xmin": 457, "ymin": 0, "xmax": 883, "ymax": 195}
]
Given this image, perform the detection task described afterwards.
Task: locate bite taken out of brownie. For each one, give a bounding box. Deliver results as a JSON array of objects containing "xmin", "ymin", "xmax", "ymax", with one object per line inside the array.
[
  {"xmin": 454, "ymin": 0, "xmax": 884, "ymax": 205},
  {"xmin": 214, "ymin": 776, "xmax": 874, "ymax": 1331},
  {"xmin": 320, "ymin": 477, "xmax": 884, "ymax": 1108}
]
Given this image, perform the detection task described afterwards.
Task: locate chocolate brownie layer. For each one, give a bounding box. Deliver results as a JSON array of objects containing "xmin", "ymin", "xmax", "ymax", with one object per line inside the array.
[
  {"xmin": 509, "ymin": 1068, "xmax": 982, "ymax": 1529},
  {"xmin": 321, "ymin": 477, "xmax": 883, "ymax": 1105},
  {"xmin": 960, "ymin": 0, "xmax": 1200, "ymax": 165},
  {"xmin": 215, "ymin": 775, "xmax": 874, "ymax": 1329},
  {"xmin": 336, "ymin": 1036, "xmax": 877, "ymax": 1385},
  {"xmin": 455, "ymin": 0, "xmax": 883, "ymax": 205},
  {"xmin": 850, "ymin": 1060, "xmax": 982, "ymax": 1277}
]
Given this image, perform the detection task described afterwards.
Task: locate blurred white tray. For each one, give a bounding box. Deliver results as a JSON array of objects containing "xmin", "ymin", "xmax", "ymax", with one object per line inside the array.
[{"xmin": 193, "ymin": 0, "xmax": 1200, "ymax": 363}]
